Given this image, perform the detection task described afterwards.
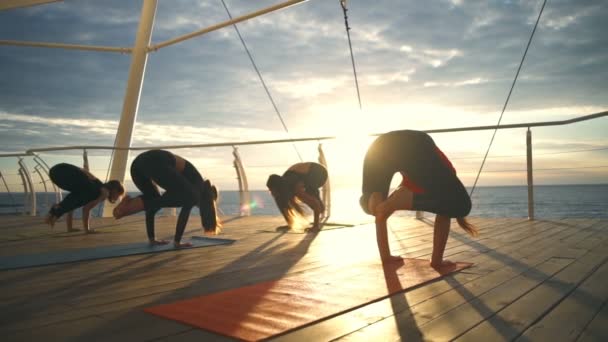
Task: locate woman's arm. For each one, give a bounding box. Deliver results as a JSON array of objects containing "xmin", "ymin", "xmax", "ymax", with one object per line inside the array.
[
  {"xmin": 373, "ymin": 200, "xmax": 399, "ymax": 261},
  {"xmin": 295, "ymin": 185, "xmax": 323, "ymax": 229},
  {"xmin": 430, "ymin": 214, "xmax": 452, "ymax": 268},
  {"xmin": 371, "ymin": 188, "xmax": 414, "ymax": 262},
  {"xmin": 81, "ymin": 190, "xmax": 108, "ymax": 232}
]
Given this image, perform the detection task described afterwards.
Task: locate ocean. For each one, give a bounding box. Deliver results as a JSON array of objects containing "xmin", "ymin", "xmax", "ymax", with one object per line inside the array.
[{"xmin": 1, "ymin": 185, "xmax": 606, "ymax": 219}]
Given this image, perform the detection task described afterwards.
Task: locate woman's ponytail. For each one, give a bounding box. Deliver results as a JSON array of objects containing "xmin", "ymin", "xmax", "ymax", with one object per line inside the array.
[{"xmin": 456, "ymin": 217, "xmax": 478, "ymax": 237}]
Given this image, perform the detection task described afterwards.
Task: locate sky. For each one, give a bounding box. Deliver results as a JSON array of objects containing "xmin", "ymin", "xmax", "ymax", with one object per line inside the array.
[{"xmin": 0, "ymin": 0, "xmax": 607, "ymax": 192}]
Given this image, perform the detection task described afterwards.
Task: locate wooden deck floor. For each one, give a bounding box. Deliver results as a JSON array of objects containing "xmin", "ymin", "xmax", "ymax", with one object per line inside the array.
[{"xmin": 1, "ymin": 214, "xmax": 607, "ymax": 342}]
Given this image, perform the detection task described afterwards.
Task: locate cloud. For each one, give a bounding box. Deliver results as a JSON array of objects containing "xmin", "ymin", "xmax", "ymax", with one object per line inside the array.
[
  {"xmin": 542, "ymin": 4, "xmax": 599, "ymax": 30},
  {"xmin": 424, "ymin": 77, "xmax": 489, "ymax": 88},
  {"xmin": 0, "ymin": 111, "xmax": 285, "ymax": 150}
]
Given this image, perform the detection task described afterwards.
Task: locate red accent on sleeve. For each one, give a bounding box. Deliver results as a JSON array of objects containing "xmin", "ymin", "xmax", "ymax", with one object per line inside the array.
[
  {"xmin": 399, "ymin": 147, "xmax": 456, "ymax": 194},
  {"xmin": 399, "ymin": 173, "xmax": 425, "ymax": 194},
  {"xmin": 435, "ymin": 146, "xmax": 456, "ymax": 174}
]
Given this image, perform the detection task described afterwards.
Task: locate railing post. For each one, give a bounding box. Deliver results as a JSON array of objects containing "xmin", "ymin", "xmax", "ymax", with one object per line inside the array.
[
  {"xmin": 526, "ymin": 128, "xmax": 534, "ymax": 221},
  {"xmin": 318, "ymin": 143, "xmax": 331, "ymax": 220},
  {"xmin": 33, "ymin": 166, "xmax": 50, "ymax": 208},
  {"xmin": 83, "ymin": 148, "xmax": 90, "ymax": 171},
  {"xmin": 33, "ymin": 155, "xmax": 61, "ymax": 202},
  {"xmin": 317, "ymin": 143, "xmax": 331, "ymax": 221},
  {"xmin": 18, "ymin": 168, "xmax": 28, "ymax": 216},
  {"xmin": 232, "ymin": 147, "xmax": 251, "ymax": 216},
  {"xmin": 103, "ymin": 0, "xmax": 158, "ymax": 218}
]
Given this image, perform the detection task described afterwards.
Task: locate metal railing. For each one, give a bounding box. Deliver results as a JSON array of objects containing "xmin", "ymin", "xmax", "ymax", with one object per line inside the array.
[{"xmin": 1, "ymin": 110, "xmax": 607, "ymax": 219}]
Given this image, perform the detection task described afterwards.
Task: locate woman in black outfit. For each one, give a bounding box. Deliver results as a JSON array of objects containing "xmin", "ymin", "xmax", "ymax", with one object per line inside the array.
[
  {"xmin": 266, "ymin": 162, "xmax": 328, "ymax": 231},
  {"xmin": 360, "ymin": 130, "xmax": 477, "ymax": 266},
  {"xmin": 45, "ymin": 163, "xmax": 124, "ymax": 233},
  {"xmin": 113, "ymin": 149, "xmax": 220, "ymax": 248}
]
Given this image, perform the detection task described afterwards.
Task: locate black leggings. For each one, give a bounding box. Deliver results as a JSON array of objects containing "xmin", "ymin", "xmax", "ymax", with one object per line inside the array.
[
  {"xmin": 49, "ymin": 163, "xmax": 101, "ymax": 218},
  {"xmin": 130, "ymin": 150, "xmax": 204, "ymax": 241},
  {"xmin": 304, "ymin": 163, "xmax": 328, "ymax": 202},
  {"xmin": 362, "ymin": 130, "xmax": 471, "ymax": 218}
]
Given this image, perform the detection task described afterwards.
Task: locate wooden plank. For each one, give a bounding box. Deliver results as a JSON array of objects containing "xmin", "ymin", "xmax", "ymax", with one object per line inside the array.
[
  {"xmin": 452, "ymin": 251, "xmax": 608, "ymax": 341},
  {"xmin": 576, "ymin": 300, "xmax": 608, "ymax": 342},
  {"xmin": 335, "ymin": 257, "xmax": 574, "ymax": 342},
  {"xmin": 0, "ymin": 216, "xmax": 606, "ymax": 342},
  {"xmin": 515, "ymin": 257, "xmax": 608, "ymax": 341},
  {"xmin": 0, "ymin": 219, "xmax": 564, "ymax": 326},
  {"xmin": 4, "ymin": 310, "xmax": 192, "ymax": 342},
  {"xmin": 331, "ymin": 221, "xmax": 607, "ymax": 342},
  {"xmin": 278, "ymin": 220, "xmax": 602, "ymax": 341},
  {"xmin": 156, "ymin": 328, "xmax": 237, "ymax": 341}
]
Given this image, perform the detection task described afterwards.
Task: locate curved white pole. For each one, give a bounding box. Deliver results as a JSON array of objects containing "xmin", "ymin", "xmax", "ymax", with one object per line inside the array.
[
  {"xmin": 33, "ymin": 166, "xmax": 50, "ymax": 208},
  {"xmin": 317, "ymin": 143, "xmax": 331, "ymax": 220},
  {"xmin": 18, "ymin": 159, "xmax": 36, "ymax": 216},
  {"xmin": 33, "ymin": 155, "xmax": 61, "ymax": 202},
  {"xmin": 232, "ymin": 147, "xmax": 251, "ymax": 216},
  {"xmin": 103, "ymin": 0, "xmax": 158, "ymax": 218}
]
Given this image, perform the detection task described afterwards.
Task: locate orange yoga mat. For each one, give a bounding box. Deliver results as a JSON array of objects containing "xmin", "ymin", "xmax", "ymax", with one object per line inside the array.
[{"xmin": 145, "ymin": 258, "xmax": 472, "ymax": 341}]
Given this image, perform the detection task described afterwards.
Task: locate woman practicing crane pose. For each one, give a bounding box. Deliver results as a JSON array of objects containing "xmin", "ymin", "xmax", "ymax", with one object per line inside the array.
[
  {"xmin": 360, "ymin": 130, "xmax": 477, "ymax": 266},
  {"xmin": 113, "ymin": 149, "xmax": 220, "ymax": 247},
  {"xmin": 267, "ymin": 162, "xmax": 328, "ymax": 231},
  {"xmin": 45, "ymin": 163, "xmax": 124, "ymax": 233}
]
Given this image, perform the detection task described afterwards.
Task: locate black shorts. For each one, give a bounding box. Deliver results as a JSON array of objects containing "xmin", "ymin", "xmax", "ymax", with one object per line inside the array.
[{"xmin": 362, "ymin": 130, "xmax": 471, "ymax": 218}]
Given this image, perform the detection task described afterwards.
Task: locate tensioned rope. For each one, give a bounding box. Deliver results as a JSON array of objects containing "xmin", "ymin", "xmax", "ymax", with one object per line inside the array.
[
  {"xmin": 469, "ymin": 0, "xmax": 547, "ymax": 197},
  {"xmin": 219, "ymin": 0, "xmax": 303, "ymax": 162},
  {"xmin": 0, "ymin": 171, "xmax": 17, "ymax": 204},
  {"xmin": 339, "ymin": 0, "xmax": 362, "ymax": 109}
]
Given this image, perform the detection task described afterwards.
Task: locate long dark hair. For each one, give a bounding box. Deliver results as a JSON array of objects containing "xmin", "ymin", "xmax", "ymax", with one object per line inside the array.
[
  {"xmin": 103, "ymin": 180, "xmax": 125, "ymax": 203},
  {"xmin": 266, "ymin": 174, "xmax": 304, "ymax": 228},
  {"xmin": 456, "ymin": 217, "xmax": 478, "ymax": 236},
  {"xmin": 199, "ymin": 180, "xmax": 222, "ymax": 234}
]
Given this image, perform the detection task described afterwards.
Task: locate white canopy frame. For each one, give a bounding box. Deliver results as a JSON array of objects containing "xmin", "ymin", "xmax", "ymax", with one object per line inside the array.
[{"xmin": 0, "ymin": 0, "xmax": 311, "ymax": 217}]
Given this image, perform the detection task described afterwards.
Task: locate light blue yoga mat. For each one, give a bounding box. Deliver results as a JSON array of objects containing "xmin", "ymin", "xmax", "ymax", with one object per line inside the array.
[{"xmin": 0, "ymin": 236, "xmax": 235, "ymax": 271}]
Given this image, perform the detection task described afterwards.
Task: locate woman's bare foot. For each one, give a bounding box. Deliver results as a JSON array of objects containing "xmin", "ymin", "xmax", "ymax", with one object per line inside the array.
[
  {"xmin": 113, "ymin": 196, "xmax": 143, "ymax": 219},
  {"xmin": 85, "ymin": 228, "xmax": 97, "ymax": 234},
  {"xmin": 430, "ymin": 259, "xmax": 456, "ymax": 269},
  {"xmin": 174, "ymin": 241, "xmax": 193, "ymax": 248},
  {"xmin": 382, "ymin": 255, "xmax": 404, "ymax": 264},
  {"xmin": 149, "ymin": 239, "xmax": 169, "ymax": 246}
]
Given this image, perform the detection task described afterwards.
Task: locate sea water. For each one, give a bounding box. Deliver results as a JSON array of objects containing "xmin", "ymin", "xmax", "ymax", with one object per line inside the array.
[{"xmin": 1, "ymin": 184, "xmax": 606, "ymax": 219}]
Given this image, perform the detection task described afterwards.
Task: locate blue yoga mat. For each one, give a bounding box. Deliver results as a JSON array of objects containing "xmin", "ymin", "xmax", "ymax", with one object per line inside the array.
[{"xmin": 0, "ymin": 236, "xmax": 235, "ymax": 270}]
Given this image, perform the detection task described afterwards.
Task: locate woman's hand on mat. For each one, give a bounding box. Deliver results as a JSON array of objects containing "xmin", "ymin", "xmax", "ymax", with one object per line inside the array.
[
  {"xmin": 149, "ymin": 239, "xmax": 169, "ymax": 246},
  {"xmin": 430, "ymin": 259, "xmax": 456, "ymax": 269},
  {"xmin": 44, "ymin": 213, "xmax": 57, "ymax": 228},
  {"xmin": 174, "ymin": 241, "xmax": 193, "ymax": 248}
]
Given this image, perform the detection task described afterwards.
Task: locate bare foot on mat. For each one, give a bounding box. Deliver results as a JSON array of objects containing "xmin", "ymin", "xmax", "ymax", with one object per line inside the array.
[
  {"xmin": 430, "ymin": 260, "xmax": 456, "ymax": 270},
  {"xmin": 382, "ymin": 255, "xmax": 404, "ymax": 264},
  {"xmin": 174, "ymin": 241, "xmax": 193, "ymax": 248},
  {"xmin": 149, "ymin": 239, "xmax": 169, "ymax": 246}
]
